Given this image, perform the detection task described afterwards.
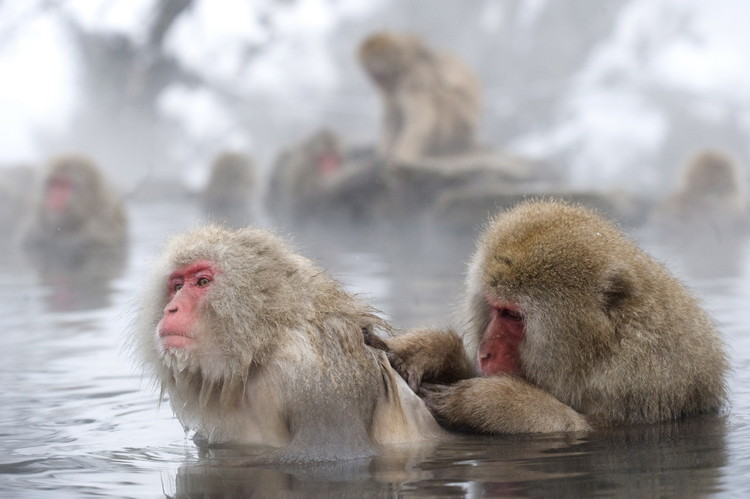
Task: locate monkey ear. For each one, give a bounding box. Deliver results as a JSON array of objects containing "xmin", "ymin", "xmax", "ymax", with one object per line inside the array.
[{"xmin": 600, "ymin": 266, "xmax": 636, "ymax": 312}]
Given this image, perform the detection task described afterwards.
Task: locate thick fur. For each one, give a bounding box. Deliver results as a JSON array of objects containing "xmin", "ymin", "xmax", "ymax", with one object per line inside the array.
[
  {"xmin": 653, "ymin": 149, "xmax": 748, "ymax": 236},
  {"xmin": 383, "ymin": 200, "xmax": 728, "ymax": 433},
  {"xmin": 201, "ymin": 152, "xmax": 257, "ymax": 228},
  {"xmin": 133, "ymin": 225, "xmax": 442, "ymax": 461},
  {"xmin": 359, "ymin": 31, "xmax": 482, "ymax": 162},
  {"xmin": 266, "ymin": 129, "xmax": 341, "ymax": 222},
  {"xmin": 22, "ymin": 154, "xmax": 127, "ymax": 250}
]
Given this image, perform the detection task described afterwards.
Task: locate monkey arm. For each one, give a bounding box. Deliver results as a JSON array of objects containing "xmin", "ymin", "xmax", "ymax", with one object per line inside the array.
[
  {"xmin": 388, "ymin": 92, "xmax": 437, "ymax": 163},
  {"xmin": 419, "ymin": 377, "xmax": 591, "ymax": 434},
  {"xmin": 366, "ymin": 328, "xmax": 477, "ymax": 392},
  {"xmin": 378, "ymin": 100, "xmax": 401, "ymax": 157}
]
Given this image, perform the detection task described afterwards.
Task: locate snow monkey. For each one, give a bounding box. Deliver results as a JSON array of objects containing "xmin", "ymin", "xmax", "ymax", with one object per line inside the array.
[
  {"xmin": 201, "ymin": 151, "xmax": 257, "ymax": 228},
  {"xmin": 22, "ymin": 153, "xmax": 127, "ymax": 259},
  {"xmin": 133, "ymin": 225, "xmax": 442, "ymax": 461},
  {"xmin": 359, "ymin": 30, "xmax": 482, "ymax": 163},
  {"xmin": 369, "ymin": 200, "xmax": 728, "ymax": 433}
]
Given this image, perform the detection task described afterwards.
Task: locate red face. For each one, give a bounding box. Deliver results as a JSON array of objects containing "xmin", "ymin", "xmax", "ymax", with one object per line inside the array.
[
  {"xmin": 317, "ymin": 152, "xmax": 342, "ymax": 177},
  {"xmin": 45, "ymin": 175, "xmax": 74, "ymax": 214},
  {"xmin": 477, "ymin": 294, "xmax": 525, "ymax": 376},
  {"xmin": 157, "ymin": 260, "xmax": 216, "ymax": 350}
]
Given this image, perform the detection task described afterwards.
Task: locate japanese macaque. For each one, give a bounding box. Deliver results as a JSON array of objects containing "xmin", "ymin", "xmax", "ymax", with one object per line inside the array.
[
  {"xmin": 653, "ymin": 149, "xmax": 748, "ymax": 235},
  {"xmin": 266, "ymin": 129, "xmax": 346, "ymax": 223},
  {"xmin": 133, "ymin": 225, "xmax": 442, "ymax": 461},
  {"xmin": 650, "ymin": 150, "xmax": 749, "ymax": 278},
  {"xmin": 358, "ymin": 30, "xmax": 482, "ymax": 163},
  {"xmin": 370, "ymin": 200, "xmax": 728, "ymax": 433},
  {"xmin": 201, "ymin": 152, "xmax": 257, "ymax": 228},
  {"xmin": 21, "ymin": 154, "xmax": 128, "ymax": 263}
]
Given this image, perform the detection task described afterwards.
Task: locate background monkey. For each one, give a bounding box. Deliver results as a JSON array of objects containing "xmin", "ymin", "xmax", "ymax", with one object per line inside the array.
[
  {"xmin": 133, "ymin": 225, "xmax": 442, "ymax": 461},
  {"xmin": 21, "ymin": 154, "xmax": 128, "ymax": 262},
  {"xmin": 359, "ymin": 30, "xmax": 482, "ymax": 163},
  {"xmin": 266, "ymin": 129, "xmax": 344, "ymax": 223},
  {"xmin": 654, "ymin": 149, "xmax": 748, "ymax": 235},
  {"xmin": 201, "ymin": 151, "xmax": 257, "ymax": 228},
  {"xmin": 371, "ymin": 200, "xmax": 728, "ymax": 433}
]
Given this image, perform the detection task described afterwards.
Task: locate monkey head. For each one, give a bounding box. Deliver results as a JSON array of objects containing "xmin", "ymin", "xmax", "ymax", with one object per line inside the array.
[
  {"xmin": 210, "ymin": 152, "xmax": 255, "ymax": 187},
  {"xmin": 39, "ymin": 155, "xmax": 106, "ymax": 228},
  {"xmin": 682, "ymin": 150, "xmax": 740, "ymax": 196},
  {"xmin": 139, "ymin": 227, "xmax": 290, "ymax": 388},
  {"xmin": 306, "ymin": 129, "xmax": 343, "ymax": 176},
  {"xmin": 358, "ymin": 31, "xmax": 427, "ymax": 92},
  {"xmin": 463, "ymin": 201, "xmax": 638, "ymax": 384}
]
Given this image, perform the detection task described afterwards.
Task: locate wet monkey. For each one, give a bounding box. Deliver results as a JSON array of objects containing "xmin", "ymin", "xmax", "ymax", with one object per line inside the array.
[
  {"xmin": 132, "ymin": 225, "xmax": 442, "ymax": 460},
  {"xmin": 266, "ymin": 129, "xmax": 347, "ymax": 223},
  {"xmin": 655, "ymin": 149, "xmax": 748, "ymax": 233},
  {"xmin": 22, "ymin": 154, "xmax": 127, "ymax": 255},
  {"xmin": 359, "ymin": 31, "xmax": 482, "ymax": 163},
  {"xmin": 371, "ymin": 200, "xmax": 728, "ymax": 433},
  {"xmin": 201, "ymin": 151, "xmax": 257, "ymax": 228}
]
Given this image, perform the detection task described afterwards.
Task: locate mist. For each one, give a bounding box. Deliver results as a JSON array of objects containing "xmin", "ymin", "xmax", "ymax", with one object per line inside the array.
[{"xmin": 1, "ymin": 0, "xmax": 748, "ymax": 196}]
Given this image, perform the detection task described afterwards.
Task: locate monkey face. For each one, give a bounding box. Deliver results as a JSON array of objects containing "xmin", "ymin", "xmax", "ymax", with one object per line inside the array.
[
  {"xmin": 477, "ymin": 293, "xmax": 525, "ymax": 375},
  {"xmin": 158, "ymin": 260, "xmax": 216, "ymax": 350},
  {"xmin": 359, "ymin": 32, "xmax": 421, "ymax": 91}
]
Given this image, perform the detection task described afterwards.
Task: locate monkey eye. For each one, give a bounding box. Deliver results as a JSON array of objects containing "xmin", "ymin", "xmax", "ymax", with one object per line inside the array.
[
  {"xmin": 196, "ymin": 277, "xmax": 211, "ymax": 287},
  {"xmin": 173, "ymin": 283, "xmax": 183, "ymax": 292},
  {"xmin": 499, "ymin": 308, "xmax": 524, "ymax": 322}
]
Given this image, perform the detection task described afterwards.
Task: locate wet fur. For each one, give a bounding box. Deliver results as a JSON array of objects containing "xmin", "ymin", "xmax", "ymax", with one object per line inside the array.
[
  {"xmin": 381, "ymin": 200, "xmax": 728, "ymax": 433},
  {"xmin": 359, "ymin": 31, "xmax": 482, "ymax": 162},
  {"xmin": 133, "ymin": 225, "xmax": 442, "ymax": 460}
]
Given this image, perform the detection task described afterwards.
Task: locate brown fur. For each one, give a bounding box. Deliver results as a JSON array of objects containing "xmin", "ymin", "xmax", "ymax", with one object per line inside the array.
[
  {"xmin": 21, "ymin": 154, "xmax": 127, "ymax": 254},
  {"xmin": 359, "ymin": 31, "xmax": 482, "ymax": 162},
  {"xmin": 201, "ymin": 152, "xmax": 256, "ymax": 228},
  {"xmin": 654, "ymin": 149, "xmax": 748, "ymax": 234},
  {"xmin": 378, "ymin": 200, "xmax": 728, "ymax": 433},
  {"xmin": 132, "ymin": 225, "xmax": 442, "ymax": 461},
  {"xmin": 266, "ymin": 129, "xmax": 342, "ymax": 222}
]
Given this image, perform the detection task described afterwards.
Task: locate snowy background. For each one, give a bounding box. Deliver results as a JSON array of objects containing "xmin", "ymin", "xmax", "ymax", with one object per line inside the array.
[{"xmin": 1, "ymin": 0, "xmax": 748, "ymax": 194}]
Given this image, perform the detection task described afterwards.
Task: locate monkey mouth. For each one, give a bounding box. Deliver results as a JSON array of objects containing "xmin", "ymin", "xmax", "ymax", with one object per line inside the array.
[{"xmin": 158, "ymin": 329, "xmax": 194, "ymax": 349}]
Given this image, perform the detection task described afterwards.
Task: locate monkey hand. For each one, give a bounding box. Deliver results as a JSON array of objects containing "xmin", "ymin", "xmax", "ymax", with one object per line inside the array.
[
  {"xmin": 419, "ymin": 377, "xmax": 592, "ymax": 434},
  {"xmin": 368, "ymin": 329, "xmax": 476, "ymax": 393}
]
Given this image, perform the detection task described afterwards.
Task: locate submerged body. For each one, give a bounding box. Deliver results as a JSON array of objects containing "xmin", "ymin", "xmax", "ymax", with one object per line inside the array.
[
  {"xmin": 134, "ymin": 225, "xmax": 442, "ymax": 460},
  {"xmin": 372, "ymin": 200, "xmax": 728, "ymax": 433}
]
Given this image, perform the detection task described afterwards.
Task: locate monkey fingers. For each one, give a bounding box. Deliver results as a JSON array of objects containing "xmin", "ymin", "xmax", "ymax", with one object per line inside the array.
[
  {"xmin": 387, "ymin": 350, "xmax": 424, "ymax": 393},
  {"xmin": 421, "ymin": 378, "xmax": 591, "ymax": 434},
  {"xmin": 385, "ymin": 328, "xmax": 475, "ymax": 394},
  {"xmin": 362, "ymin": 329, "xmax": 390, "ymax": 351}
]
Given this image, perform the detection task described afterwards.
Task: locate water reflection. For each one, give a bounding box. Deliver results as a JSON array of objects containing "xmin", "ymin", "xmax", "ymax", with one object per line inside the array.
[
  {"xmin": 167, "ymin": 414, "xmax": 726, "ymax": 497},
  {"xmin": 27, "ymin": 247, "xmax": 127, "ymax": 312},
  {"xmin": 1, "ymin": 200, "xmax": 749, "ymax": 497}
]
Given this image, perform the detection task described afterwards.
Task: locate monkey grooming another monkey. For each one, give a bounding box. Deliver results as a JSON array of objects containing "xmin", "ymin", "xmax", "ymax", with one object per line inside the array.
[
  {"xmin": 133, "ymin": 225, "xmax": 442, "ymax": 461},
  {"xmin": 359, "ymin": 31, "xmax": 482, "ymax": 163},
  {"xmin": 371, "ymin": 200, "xmax": 727, "ymax": 433}
]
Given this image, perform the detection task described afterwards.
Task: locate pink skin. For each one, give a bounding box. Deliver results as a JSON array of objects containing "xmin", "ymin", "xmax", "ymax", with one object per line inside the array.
[
  {"xmin": 478, "ymin": 294, "xmax": 525, "ymax": 376},
  {"xmin": 45, "ymin": 176, "xmax": 73, "ymax": 214},
  {"xmin": 157, "ymin": 260, "xmax": 216, "ymax": 350},
  {"xmin": 317, "ymin": 152, "xmax": 342, "ymax": 177}
]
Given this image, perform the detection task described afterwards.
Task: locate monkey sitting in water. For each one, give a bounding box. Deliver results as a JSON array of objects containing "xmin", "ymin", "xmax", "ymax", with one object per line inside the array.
[
  {"xmin": 370, "ymin": 200, "xmax": 728, "ymax": 433},
  {"xmin": 132, "ymin": 225, "xmax": 443, "ymax": 461},
  {"xmin": 22, "ymin": 154, "xmax": 127, "ymax": 257}
]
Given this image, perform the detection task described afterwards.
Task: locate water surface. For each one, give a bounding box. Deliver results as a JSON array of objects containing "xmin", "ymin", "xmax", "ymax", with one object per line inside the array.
[{"xmin": 2, "ymin": 201, "xmax": 750, "ymax": 497}]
